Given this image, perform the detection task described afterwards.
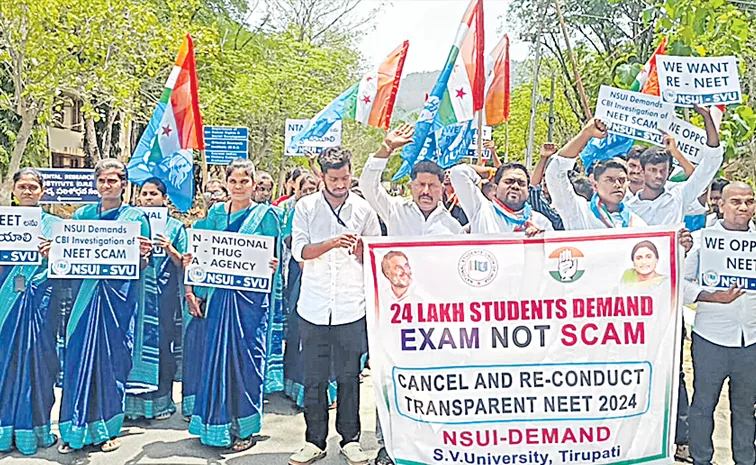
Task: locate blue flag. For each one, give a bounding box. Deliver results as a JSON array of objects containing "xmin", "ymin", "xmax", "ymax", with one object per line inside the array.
[{"xmin": 580, "ymin": 134, "xmax": 634, "ymax": 174}]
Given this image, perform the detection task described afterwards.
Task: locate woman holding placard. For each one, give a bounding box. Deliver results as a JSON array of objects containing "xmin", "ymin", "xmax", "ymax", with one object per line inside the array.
[
  {"xmin": 124, "ymin": 177, "xmax": 187, "ymax": 421},
  {"xmin": 183, "ymin": 158, "xmax": 281, "ymax": 453},
  {"xmin": 0, "ymin": 169, "xmax": 60, "ymax": 455},
  {"xmin": 57, "ymin": 159, "xmax": 155, "ymax": 454}
]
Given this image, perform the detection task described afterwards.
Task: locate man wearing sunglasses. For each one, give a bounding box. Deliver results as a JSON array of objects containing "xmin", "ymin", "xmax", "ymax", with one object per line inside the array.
[{"xmin": 449, "ymin": 160, "xmax": 554, "ymax": 236}]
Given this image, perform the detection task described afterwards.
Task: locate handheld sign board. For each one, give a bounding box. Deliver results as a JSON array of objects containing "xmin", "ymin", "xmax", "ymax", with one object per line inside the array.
[
  {"xmin": 49, "ymin": 220, "xmax": 141, "ymax": 280},
  {"xmin": 0, "ymin": 207, "xmax": 42, "ymax": 265},
  {"xmin": 595, "ymin": 85, "xmax": 674, "ymax": 146},
  {"xmin": 699, "ymin": 229, "xmax": 756, "ymax": 291},
  {"xmin": 284, "ymin": 119, "xmax": 342, "ymax": 157},
  {"xmin": 657, "ymin": 56, "xmax": 742, "ymax": 107},
  {"xmin": 140, "ymin": 207, "xmax": 168, "ymax": 257},
  {"xmin": 185, "ymin": 230, "xmax": 274, "ymax": 293},
  {"xmin": 661, "ymin": 116, "xmax": 708, "ymax": 166}
]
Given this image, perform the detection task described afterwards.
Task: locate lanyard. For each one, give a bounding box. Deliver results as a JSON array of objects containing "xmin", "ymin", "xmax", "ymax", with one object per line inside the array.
[
  {"xmin": 226, "ymin": 203, "xmax": 251, "ymax": 230},
  {"xmin": 324, "ymin": 193, "xmax": 348, "ymax": 228}
]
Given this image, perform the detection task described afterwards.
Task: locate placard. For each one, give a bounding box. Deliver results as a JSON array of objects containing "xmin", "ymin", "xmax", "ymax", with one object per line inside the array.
[
  {"xmin": 204, "ymin": 126, "xmax": 249, "ymax": 165},
  {"xmin": 0, "ymin": 207, "xmax": 42, "ymax": 265},
  {"xmin": 38, "ymin": 169, "xmax": 99, "ymax": 204},
  {"xmin": 699, "ymin": 229, "xmax": 756, "ymax": 291},
  {"xmin": 140, "ymin": 207, "xmax": 168, "ymax": 257},
  {"xmin": 595, "ymin": 85, "xmax": 674, "ymax": 146},
  {"xmin": 49, "ymin": 220, "xmax": 141, "ymax": 279},
  {"xmin": 284, "ymin": 118, "xmax": 342, "ymax": 157},
  {"xmin": 185, "ymin": 229, "xmax": 274, "ymax": 292},
  {"xmin": 364, "ymin": 227, "xmax": 682, "ymax": 465},
  {"xmin": 466, "ymin": 125, "xmax": 492, "ymax": 158},
  {"xmin": 661, "ymin": 116, "xmax": 708, "ymax": 165},
  {"xmin": 657, "ymin": 56, "xmax": 742, "ymax": 107}
]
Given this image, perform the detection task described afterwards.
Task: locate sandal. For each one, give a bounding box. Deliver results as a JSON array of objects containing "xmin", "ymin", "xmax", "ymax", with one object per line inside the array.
[
  {"xmin": 101, "ymin": 439, "xmax": 121, "ymax": 453},
  {"xmin": 675, "ymin": 445, "xmax": 693, "ymax": 464},
  {"xmin": 45, "ymin": 434, "xmax": 59, "ymax": 449},
  {"xmin": 58, "ymin": 443, "xmax": 75, "ymax": 455},
  {"xmin": 229, "ymin": 437, "xmax": 255, "ymax": 453},
  {"xmin": 154, "ymin": 412, "xmax": 172, "ymax": 421}
]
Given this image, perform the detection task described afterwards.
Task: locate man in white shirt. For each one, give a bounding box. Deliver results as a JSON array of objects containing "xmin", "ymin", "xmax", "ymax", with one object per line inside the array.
[
  {"xmin": 683, "ymin": 182, "xmax": 755, "ymax": 465},
  {"xmin": 360, "ymin": 124, "xmax": 463, "ymax": 237},
  {"xmin": 449, "ymin": 161, "xmax": 553, "ymax": 235},
  {"xmin": 627, "ymin": 105, "xmax": 723, "ymax": 226},
  {"xmin": 545, "ymin": 119, "xmax": 646, "ymax": 230},
  {"xmin": 290, "ymin": 147, "xmax": 381, "ymax": 465}
]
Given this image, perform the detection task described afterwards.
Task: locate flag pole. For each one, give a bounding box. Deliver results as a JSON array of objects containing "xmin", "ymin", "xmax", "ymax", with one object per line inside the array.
[
  {"xmin": 200, "ymin": 149, "xmax": 208, "ymax": 190},
  {"xmin": 554, "ymin": 0, "xmax": 592, "ymax": 120},
  {"xmin": 476, "ymin": 111, "xmax": 484, "ymax": 162},
  {"xmin": 504, "ymin": 121, "xmax": 510, "ymax": 162}
]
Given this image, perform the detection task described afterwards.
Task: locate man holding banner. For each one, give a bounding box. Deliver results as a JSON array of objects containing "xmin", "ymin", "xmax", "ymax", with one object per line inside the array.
[{"xmin": 683, "ymin": 182, "xmax": 755, "ymax": 465}]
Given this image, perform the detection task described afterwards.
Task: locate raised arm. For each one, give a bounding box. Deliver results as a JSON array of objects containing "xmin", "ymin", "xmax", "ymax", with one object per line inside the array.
[
  {"xmin": 663, "ymin": 135, "xmax": 695, "ymax": 179},
  {"xmin": 449, "ymin": 163, "xmax": 491, "ymax": 219},
  {"xmin": 558, "ymin": 119, "xmax": 608, "ymax": 159},
  {"xmin": 531, "ymin": 143, "xmax": 557, "ymax": 186},
  {"xmin": 678, "ymin": 106, "xmax": 723, "ymax": 210}
]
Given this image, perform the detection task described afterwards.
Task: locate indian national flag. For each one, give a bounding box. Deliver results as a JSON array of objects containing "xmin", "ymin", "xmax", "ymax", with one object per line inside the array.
[
  {"xmin": 289, "ymin": 41, "xmax": 409, "ymax": 150},
  {"xmin": 128, "ymin": 34, "xmax": 204, "ymax": 213},
  {"xmin": 483, "ymin": 34, "xmax": 511, "ymax": 126},
  {"xmin": 630, "ymin": 38, "xmax": 667, "ymax": 95}
]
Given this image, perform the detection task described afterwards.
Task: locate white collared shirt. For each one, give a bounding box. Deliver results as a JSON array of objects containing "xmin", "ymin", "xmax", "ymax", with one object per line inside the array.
[
  {"xmin": 684, "ymin": 220, "xmax": 756, "ymax": 348},
  {"xmin": 359, "ymin": 155, "xmax": 463, "ymax": 236},
  {"xmin": 292, "ymin": 192, "xmax": 381, "ymax": 325},
  {"xmin": 545, "ymin": 156, "xmax": 646, "ymax": 230},
  {"xmin": 627, "ymin": 144, "xmax": 723, "ymax": 226},
  {"xmin": 449, "ymin": 164, "xmax": 553, "ymax": 234}
]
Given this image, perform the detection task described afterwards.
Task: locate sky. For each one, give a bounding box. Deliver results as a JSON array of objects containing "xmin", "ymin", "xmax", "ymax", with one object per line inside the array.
[{"xmin": 356, "ymin": 0, "xmax": 531, "ymax": 73}]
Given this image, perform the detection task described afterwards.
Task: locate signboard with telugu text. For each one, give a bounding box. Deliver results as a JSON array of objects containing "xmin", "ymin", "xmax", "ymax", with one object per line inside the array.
[
  {"xmin": 38, "ymin": 169, "xmax": 99, "ymax": 204},
  {"xmin": 284, "ymin": 118, "xmax": 342, "ymax": 157},
  {"xmin": 0, "ymin": 207, "xmax": 42, "ymax": 265}
]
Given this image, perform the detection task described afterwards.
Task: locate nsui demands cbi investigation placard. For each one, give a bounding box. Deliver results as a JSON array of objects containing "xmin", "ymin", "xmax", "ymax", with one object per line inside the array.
[
  {"xmin": 364, "ymin": 227, "xmax": 682, "ymax": 465},
  {"xmin": 185, "ymin": 230, "xmax": 274, "ymax": 293},
  {"xmin": 49, "ymin": 221, "xmax": 140, "ymax": 279}
]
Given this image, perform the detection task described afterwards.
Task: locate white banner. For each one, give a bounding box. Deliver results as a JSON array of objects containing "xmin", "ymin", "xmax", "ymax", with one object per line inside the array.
[
  {"xmin": 284, "ymin": 118, "xmax": 342, "ymax": 157},
  {"xmin": 0, "ymin": 207, "xmax": 42, "ymax": 265},
  {"xmin": 140, "ymin": 207, "xmax": 168, "ymax": 257},
  {"xmin": 661, "ymin": 116, "xmax": 709, "ymax": 166},
  {"xmin": 595, "ymin": 85, "xmax": 674, "ymax": 146},
  {"xmin": 364, "ymin": 228, "xmax": 682, "ymax": 465},
  {"xmin": 49, "ymin": 220, "xmax": 141, "ymax": 279},
  {"xmin": 657, "ymin": 56, "xmax": 742, "ymax": 107},
  {"xmin": 699, "ymin": 229, "xmax": 756, "ymax": 291},
  {"xmin": 185, "ymin": 230, "xmax": 274, "ymax": 292}
]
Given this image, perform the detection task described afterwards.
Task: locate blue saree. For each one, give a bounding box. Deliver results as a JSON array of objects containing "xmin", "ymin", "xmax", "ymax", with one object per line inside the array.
[
  {"xmin": 0, "ymin": 211, "xmax": 60, "ymax": 455},
  {"xmin": 59, "ymin": 204, "xmax": 158, "ymax": 449},
  {"xmin": 187, "ymin": 202, "xmax": 281, "ymax": 447},
  {"xmin": 264, "ymin": 206, "xmax": 285, "ymax": 395},
  {"xmin": 126, "ymin": 216, "xmax": 187, "ymax": 419}
]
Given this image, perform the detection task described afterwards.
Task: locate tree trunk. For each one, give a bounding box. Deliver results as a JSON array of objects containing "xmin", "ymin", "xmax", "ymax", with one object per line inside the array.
[
  {"xmin": 84, "ymin": 115, "xmax": 101, "ymax": 164},
  {"xmin": 101, "ymin": 107, "xmax": 118, "ymax": 160},
  {"xmin": 1, "ymin": 107, "xmax": 37, "ymax": 201},
  {"xmin": 119, "ymin": 114, "xmax": 132, "ymax": 163}
]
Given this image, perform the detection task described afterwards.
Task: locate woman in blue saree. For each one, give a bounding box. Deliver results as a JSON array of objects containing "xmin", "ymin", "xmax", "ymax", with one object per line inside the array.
[
  {"xmin": 58, "ymin": 159, "xmax": 156, "ymax": 454},
  {"xmin": 183, "ymin": 159, "xmax": 281, "ymax": 452},
  {"xmin": 0, "ymin": 169, "xmax": 60, "ymax": 455},
  {"xmin": 125, "ymin": 177, "xmax": 187, "ymax": 421}
]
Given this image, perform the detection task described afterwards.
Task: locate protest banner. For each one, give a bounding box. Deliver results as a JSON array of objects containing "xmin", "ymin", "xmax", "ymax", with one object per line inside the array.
[
  {"xmin": 140, "ymin": 207, "xmax": 168, "ymax": 257},
  {"xmin": 49, "ymin": 220, "xmax": 140, "ymax": 279},
  {"xmin": 466, "ymin": 125, "xmax": 492, "ymax": 159},
  {"xmin": 204, "ymin": 126, "xmax": 249, "ymax": 165},
  {"xmin": 0, "ymin": 207, "xmax": 42, "ymax": 265},
  {"xmin": 38, "ymin": 169, "xmax": 99, "ymax": 204},
  {"xmin": 699, "ymin": 229, "xmax": 756, "ymax": 291},
  {"xmin": 284, "ymin": 118, "xmax": 342, "ymax": 157},
  {"xmin": 185, "ymin": 229, "xmax": 274, "ymax": 292},
  {"xmin": 595, "ymin": 85, "xmax": 674, "ymax": 146},
  {"xmin": 657, "ymin": 56, "xmax": 742, "ymax": 107},
  {"xmin": 660, "ymin": 116, "xmax": 708, "ymax": 165},
  {"xmin": 364, "ymin": 227, "xmax": 682, "ymax": 465}
]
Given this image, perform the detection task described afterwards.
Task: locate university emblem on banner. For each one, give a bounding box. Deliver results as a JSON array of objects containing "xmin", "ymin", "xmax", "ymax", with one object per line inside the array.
[
  {"xmin": 549, "ymin": 246, "xmax": 585, "ymax": 283},
  {"xmin": 458, "ymin": 249, "xmax": 498, "ymax": 287}
]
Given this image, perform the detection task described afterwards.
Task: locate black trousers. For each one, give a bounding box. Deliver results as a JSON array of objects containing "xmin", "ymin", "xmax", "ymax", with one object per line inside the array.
[
  {"xmin": 676, "ymin": 324, "xmax": 690, "ymax": 446},
  {"xmin": 689, "ymin": 333, "xmax": 756, "ymax": 465},
  {"xmin": 300, "ymin": 317, "xmax": 367, "ymax": 451}
]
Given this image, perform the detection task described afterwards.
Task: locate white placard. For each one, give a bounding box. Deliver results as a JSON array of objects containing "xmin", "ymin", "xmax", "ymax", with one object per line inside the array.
[
  {"xmin": 657, "ymin": 56, "xmax": 742, "ymax": 107},
  {"xmin": 49, "ymin": 220, "xmax": 141, "ymax": 279},
  {"xmin": 466, "ymin": 126, "xmax": 492, "ymax": 159},
  {"xmin": 661, "ymin": 116, "xmax": 708, "ymax": 165},
  {"xmin": 595, "ymin": 85, "xmax": 674, "ymax": 146},
  {"xmin": 0, "ymin": 207, "xmax": 42, "ymax": 265},
  {"xmin": 699, "ymin": 229, "xmax": 756, "ymax": 291},
  {"xmin": 140, "ymin": 207, "xmax": 168, "ymax": 257},
  {"xmin": 185, "ymin": 230, "xmax": 274, "ymax": 292},
  {"xmin": 284, "ymin": 118, "xmax": 342, "ymax": 157}
]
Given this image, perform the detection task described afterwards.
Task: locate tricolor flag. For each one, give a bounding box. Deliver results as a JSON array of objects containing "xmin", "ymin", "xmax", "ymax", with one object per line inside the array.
[
  {"xmin": 484, "ymin": 34, "xmax": 511, "ymax": 126},
  {"xmin": 128, "ymin": 34, "xmax": 204, "ymax": 213},
  {"xmin": 288, "ymin": 41, "xmax": 409, "ymax": 150},
  {"xmin": 630, "ymin": 37, "xmax": 667, "ymax": 96},
  {"xmin": 393, "ymin": 0, "xmax": 485, "ymax": 180}
]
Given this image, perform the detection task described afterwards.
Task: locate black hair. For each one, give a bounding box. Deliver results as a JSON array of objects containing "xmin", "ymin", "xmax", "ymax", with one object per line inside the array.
[
  {"xmin": 569, "ymin": 174, "xmax": 593, "ymax": 201},
  {"xmin": 317, "ymin": 147, "xmax": 352, "ymax": 174},
  {"xmin": 204, "ymin": 179, "xmax": 223, "ymax": 190},
  {"xmin": 710, "ymin": 177, "xmax": 730, "ymax": 193},
  {"xmin": 592, "ymin": 158, "xmax": 628, "ymax": 180},
  {"xmin": 639, "ymin": 147, "xmax": 673, "ymax": 171},
  {"xmin": 225, "ymin": 158, "xmax": 255, "ymax": 180},
  {"xmin": 287, "ymin": 167, "xmax": 304, "ymax": 183},
  {"xmin": 481, "ymin": 182, "xmax": 496, "ymax": 197},
  {"xmin": 493, "ymin": 162, "xmax": 530, "ymax": 186},
  {"xmin": 13, "ymin": 168, "xmax": 44, "ymax": 189},
  {"xmin": 625, "ymin": 145, "xmax": 647, "ymax": 161},
  {"xmin": 255, "ymin": 171, "xmax": 274, "ymax": 185},
  {"xmin": 298, "ymin": 173, "xmax": 319, "ymax": 190},
  {"xmin": 411, "ymin": 161, "xmax": 444, "ymax": 183},
  {"xmin": 94, "ymin": 158, "xmax": 128, "ymax": 182},
  {"xmin": 631, "ymin": 240, "xmax": 659, "ymax": 260},
  {"xmin": 142, "ymin": 177, "xmax": 167, "ymax": 196}
]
